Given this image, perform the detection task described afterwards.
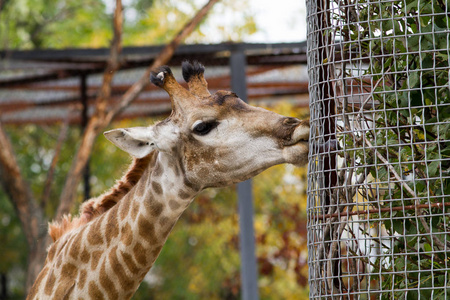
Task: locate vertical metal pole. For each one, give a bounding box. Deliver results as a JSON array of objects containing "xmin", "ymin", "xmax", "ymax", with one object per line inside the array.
[
  {"xmin": 230, "ymin": 49, "xmax": 259, "ymax": 300},
  {"xmin": 316, "ymin": 0, "xmax": 338, "ymax": 292},
  {"xmin": 80, "ymin": 74, "xmax": 90, "ymax": 200}
]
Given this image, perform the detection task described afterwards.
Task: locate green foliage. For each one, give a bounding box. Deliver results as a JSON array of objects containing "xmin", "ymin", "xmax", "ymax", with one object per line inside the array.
[
  {"xmin": 0, "ymin": 0, "xmax": 111, "ymax": 49},
  {"xmin": 0, "ymin": 193, "xmax": 27, "ymax": 299},
  {"xmin": 124, "ymin": 0, "xmax": 257, "ymax": 45},
  {"xmin": 0, "ymin": 0, "xmax": 258, "ymax": 50},
  {"xmin": 334, "ymin": 0, "xmax": 450, "ymax": 297},
  {"xmin": 5, "ymin": 124, "xmax": 82, "ymax": 216}
]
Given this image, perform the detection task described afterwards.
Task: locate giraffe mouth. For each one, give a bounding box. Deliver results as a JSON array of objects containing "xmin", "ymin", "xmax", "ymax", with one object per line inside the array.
[{"xmin": 285, "ymin": 123, "xmax": 310, "ymax": 146}]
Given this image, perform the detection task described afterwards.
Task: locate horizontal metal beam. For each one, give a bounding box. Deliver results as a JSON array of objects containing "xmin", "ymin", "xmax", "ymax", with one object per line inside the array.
[
  {"xmin": 1, "ymin": 54, "xmax": 307, "ymax": 88},
  {"xmin": 0, "ymin": 42, "xmax": 306, "ymax": 61}
]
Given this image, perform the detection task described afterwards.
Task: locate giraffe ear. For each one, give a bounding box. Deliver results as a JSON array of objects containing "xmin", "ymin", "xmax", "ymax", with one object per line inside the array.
[{"xmin": 104, "ymin": 127, "xmax": 156, "ymax": 158}]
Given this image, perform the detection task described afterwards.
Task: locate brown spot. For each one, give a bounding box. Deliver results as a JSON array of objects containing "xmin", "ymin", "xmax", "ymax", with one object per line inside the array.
[
  {"xmin": 54, "ymin": 279, "xmax": 75, "ymax": 299},
  {"xmin": 121, "ymin": 250, "xmax": 140, "ymax": 274},
  {"xmin": 120, "ymin": 223, "xmax": 133, "ymax": 246},
  {"xmin": 28, "ymin": 267, "xmax": 49, "ymax": 297},
  {"xmin": 105, "ymin": 209, "xmax": 119, "ymax": 246},
  {"xmin": 109, "ymin": 246, "xmax": 135, "ymax": 290},
  {"xmin": 168, "ymin": 200, "xmax": 181, "ymax": 210},
  {"xmin": 178, "ymin": 189, "xmax": 191, "ymax": 199},
  {"xmin": 130, "ymin": 200, "xmax": 140, "ymax": 220},
  {"xmin": 138, "ymin": 214, "xmax": 158, "ymax": 245},
  {"xmin": 148, "ymin": 201, "xmax": 164, "ymax": 216},
  {"xmin": 61, "ymin": 263, "xmax": 77, "ymax": 277},
  {"xmin": 44, "ymin": 271, "xmax": 56, "ymax": 295},
  {"xmin": 133, "ymin": 242, "xmax": 147, "ymax": 266},
  {"xmin": 151, "ymin": 245, "xmax": 163, "ymax": 258},
  {"xmin": 91, "ymin": 251, "xmax": 102, "ymax": 270},
  {"xmin": 80, "ymin": 248, "xmax": 90, "ymax": 264},
  {"xmin": 183, "ymin": 177, "xmax": 197, "ymax": 190},
  {"xmin": 78, "ymin": 269, "xmax": 87, "ymax": 290},
  {"xmin": 151, "ymin": 181, "xmax": 163, "ymax": 195},
  {"xmin": 159, "ymin": 216, "xmax": 169, "ymax": 227},
  {"xmin": 69, "ymin": 236, "xmax": 82, "ymax": 261},
  {"xmin": 88, "ymin": 281, "xmax": 105, "ymax": 300},
  {"xmin": 47, "ymin": 244, "xmax": 57, "ymax": 262},
  {"xmin": 87, "ymin": 219, "xmax": 103, "ymax": 245},
  {"xmin": 119, "ymin": 198, "xmax": 131, "ymax": 221},
  {"xmin": 100, "ymin": 262, "xmax": 119, "ymax": 299}
]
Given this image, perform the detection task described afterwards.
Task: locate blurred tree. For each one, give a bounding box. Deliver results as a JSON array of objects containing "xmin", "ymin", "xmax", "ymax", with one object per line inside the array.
[
  {"xmin": 124, "ymin": 0, "xmax": 257, "ymax": 45},
  {"xmin": 0, "ymin": 0, "xmax": 110, "ymax": 49},
  {"xmin": 0, "ymin": 193, "xmax": 27, "ymax": 300},
  {"xmin": 0, "ymin": 0, "xmax": 257, "ymax": 50}
]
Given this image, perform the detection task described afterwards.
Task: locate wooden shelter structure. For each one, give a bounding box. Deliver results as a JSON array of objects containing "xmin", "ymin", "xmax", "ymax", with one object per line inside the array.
[{"xmin": 0, "ymin": 42, "xmax": 309, "ymax": 125}]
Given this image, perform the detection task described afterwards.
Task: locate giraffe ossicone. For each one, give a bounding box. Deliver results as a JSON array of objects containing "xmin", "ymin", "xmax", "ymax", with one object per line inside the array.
[{"xmin": 28, "ymin": 61, "xmax": 311, "ymax": 299}]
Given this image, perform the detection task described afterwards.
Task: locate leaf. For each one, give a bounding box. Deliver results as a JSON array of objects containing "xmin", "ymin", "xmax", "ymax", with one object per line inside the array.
[
  {"xmin": 408, "ymin": 72, "xmax": 420, "ymax": 88},
  {"xmin": 428, "ymin": 161, "xmax": 440, "ymax": 177},
  {"xmin": 423, "ymin": 243, "xmax": 432, "ymax": 252},
  {"xmin": 406, "ymin": 0, "xmax": 419, "ymax": 13}
]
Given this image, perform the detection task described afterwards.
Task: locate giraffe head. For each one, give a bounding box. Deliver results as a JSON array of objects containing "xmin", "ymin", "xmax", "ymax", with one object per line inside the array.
[{"xmin": 105, "ymin": 62, "xmax": 309, "ymax": 189}]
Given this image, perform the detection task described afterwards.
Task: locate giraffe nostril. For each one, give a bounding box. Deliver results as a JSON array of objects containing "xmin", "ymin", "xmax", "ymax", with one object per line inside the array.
[{"xmin": 283, "ymin": 117, "xmax": 300, "ymax": 126}]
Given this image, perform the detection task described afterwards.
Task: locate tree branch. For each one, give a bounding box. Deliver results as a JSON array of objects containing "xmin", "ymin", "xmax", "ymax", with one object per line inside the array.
[
  {"xmin": 55, "ymin": 0, "xmax": 123, "ymax": 219},
  {"xmin": 41, "ymin": 118, "xmax": 70, "ymax": 209},
  {"xmin": 0, "ymin": 122, "xmax": 45, "ymax": 247}
]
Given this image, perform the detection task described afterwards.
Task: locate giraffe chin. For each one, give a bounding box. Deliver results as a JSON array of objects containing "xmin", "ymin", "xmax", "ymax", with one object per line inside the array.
[
  {"xmin": 282, "ymin": 141, "xmax": 309, "ymax": 167},
  {"xmin": 286, "ymin": 139, "xmax": 338, "ymax": 167}
]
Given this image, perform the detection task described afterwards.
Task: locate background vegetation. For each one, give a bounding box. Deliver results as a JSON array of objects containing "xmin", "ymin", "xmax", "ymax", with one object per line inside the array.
[
  {"xmin": 334, "ymin": 0, "xmax": 449, "ymax": 297},
  {"xmin": 0, "ymin": 0, "xmax": 256, "ymax": 49}
]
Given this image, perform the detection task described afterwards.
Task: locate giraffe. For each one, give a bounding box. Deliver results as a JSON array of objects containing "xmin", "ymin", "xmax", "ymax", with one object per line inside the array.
[{"xmin": 27, "ymin": 61, "xmax": 311, "ymax": 299}]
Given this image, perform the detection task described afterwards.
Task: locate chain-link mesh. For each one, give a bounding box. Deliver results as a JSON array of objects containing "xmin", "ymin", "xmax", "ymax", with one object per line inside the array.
[{"xmin": 306, "ymin": 0, "xmax": 450, "ymax": 298}]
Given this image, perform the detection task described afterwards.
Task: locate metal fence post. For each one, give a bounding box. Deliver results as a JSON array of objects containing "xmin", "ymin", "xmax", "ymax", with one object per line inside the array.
[
  {"xmin": 80, "ymin": 74, "xmax": 91, "ymax": 200},
  {"xmin": 230, "ymin": 49, "xmax": 259, "ymax": 300}
]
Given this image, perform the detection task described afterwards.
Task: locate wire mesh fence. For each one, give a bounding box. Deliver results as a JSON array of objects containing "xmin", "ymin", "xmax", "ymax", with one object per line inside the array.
[{"xmin": 306, "ymin": 0, "xmax": 450, "ymax": 298}]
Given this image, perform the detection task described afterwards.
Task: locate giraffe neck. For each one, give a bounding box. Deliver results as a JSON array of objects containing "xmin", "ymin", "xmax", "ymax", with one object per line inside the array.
[
  {"xmin": 118, "ymin": 150, "xmax": 199, "ymax": 270},
  {"xmin": 89, "ymin": 151, "xmax": 199, "ymax": 297},
  {"xmin": 28, "ymin": 151, "xmax": 200, "ymax": 299}
]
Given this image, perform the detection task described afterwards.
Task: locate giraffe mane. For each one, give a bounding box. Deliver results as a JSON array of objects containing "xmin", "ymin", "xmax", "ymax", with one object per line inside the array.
[{"xmin": 48, "ymin": 152, "xmax": 155, "ymax": 242}]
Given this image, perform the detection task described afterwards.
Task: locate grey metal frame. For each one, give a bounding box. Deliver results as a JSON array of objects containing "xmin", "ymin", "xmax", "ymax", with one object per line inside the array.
[{"xmin": 231, "ymin": 50, "xmax": 260, "ymax": 300}]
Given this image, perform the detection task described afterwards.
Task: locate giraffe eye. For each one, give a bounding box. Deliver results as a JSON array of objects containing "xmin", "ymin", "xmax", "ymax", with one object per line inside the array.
[{"xmin": 193, "ymin": 121, "xmax": 218, "ymax": 136}]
